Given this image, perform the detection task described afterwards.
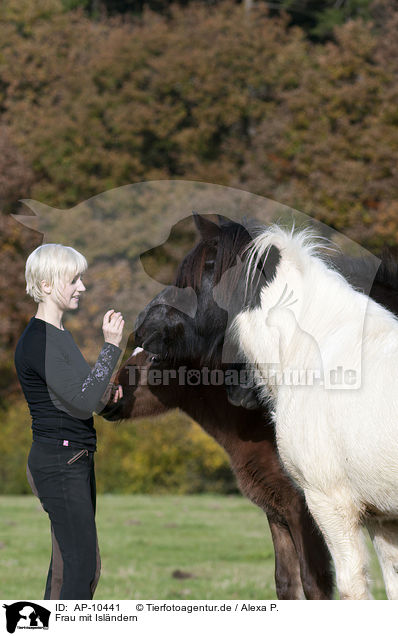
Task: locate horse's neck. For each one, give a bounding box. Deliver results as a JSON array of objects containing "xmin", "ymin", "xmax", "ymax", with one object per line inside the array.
[
  {"xmin": 239, "ymin": 256, "xmax": 361, "ymax": 383},
  {"xmin": 177, "ymin": 385, "xmax": 244, "ymax": 447},
  {"xmin": 268, "ymin": 257, "xmax": 369, "ymax": 380}
]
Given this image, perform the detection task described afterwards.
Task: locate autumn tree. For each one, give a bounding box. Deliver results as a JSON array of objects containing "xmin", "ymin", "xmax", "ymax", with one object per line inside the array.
[{"xmin": 0, "ymin": 126, "xmax": 35, "ymax": 407}]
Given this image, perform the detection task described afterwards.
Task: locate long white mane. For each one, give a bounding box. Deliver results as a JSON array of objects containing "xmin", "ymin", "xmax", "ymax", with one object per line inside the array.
[
  {"xmin": 233, "ymin": 225, "xmax": 372, "ymax": 390},
  {"xmin": 244, "ymin": 224, "xmax": 336, "ymax": 287}
]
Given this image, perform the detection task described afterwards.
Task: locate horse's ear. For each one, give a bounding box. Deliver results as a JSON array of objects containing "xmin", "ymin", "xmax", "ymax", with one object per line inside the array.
[
  {"xmin": 192, "ymin": 211, "xmax": 221, "ymax": 241},
  {"xmin": 216, "ymin": 214, "xmax": 232, "ymax": 227}
]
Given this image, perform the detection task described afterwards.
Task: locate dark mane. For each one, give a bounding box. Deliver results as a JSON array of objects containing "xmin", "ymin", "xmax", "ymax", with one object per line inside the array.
[
  {"xmin": 174, "ymin": 220, "xmax": 253, "ymax": 290},
  {"xmin": 371, "ymin": 255, "xmax": 398, "ymax": 315},
  {"xmin": 331, "ymin": 252, "xmax": 398, "ymax": 315},
  {"xmin": 374, "ymin": 254, "xmax": 398, "ymax": 292}
]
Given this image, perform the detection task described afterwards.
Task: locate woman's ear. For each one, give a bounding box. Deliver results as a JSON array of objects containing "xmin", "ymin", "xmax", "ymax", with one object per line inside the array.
[{"xmin": 41, "ymin": 280, "xmax": 52, "ymax": 295}]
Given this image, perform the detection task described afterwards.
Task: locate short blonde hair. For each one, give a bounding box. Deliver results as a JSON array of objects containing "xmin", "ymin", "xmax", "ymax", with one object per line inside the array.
[{"xmin": 25, "ymin": 243, "xmax": 88, "ymax": 303}]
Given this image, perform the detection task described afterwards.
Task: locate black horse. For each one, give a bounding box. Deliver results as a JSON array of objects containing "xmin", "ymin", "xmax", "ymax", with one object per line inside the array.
[{"xmin": 102, "ymin": 213, "xmax": 339, "ymax": 599}]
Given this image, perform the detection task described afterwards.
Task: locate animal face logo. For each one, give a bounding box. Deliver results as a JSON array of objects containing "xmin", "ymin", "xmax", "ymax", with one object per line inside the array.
[
  {"xmin": 10, "ymin": 181, "xmax": 380, "ymax": 388},
  {"xmin": 2, "ymin": 602, "xmax": 50, "ymax": 634}
]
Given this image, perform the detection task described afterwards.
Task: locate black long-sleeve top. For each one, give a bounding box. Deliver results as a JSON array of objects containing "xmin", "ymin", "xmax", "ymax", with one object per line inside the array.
[{"xmin": 14, "ymin": 317, "xmax": 122, "ymax": 451}]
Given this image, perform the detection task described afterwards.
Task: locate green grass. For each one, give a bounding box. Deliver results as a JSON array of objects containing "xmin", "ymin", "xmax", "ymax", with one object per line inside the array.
[{"xmin": 0, "ymin": 494, "xmax": 387, "ymax": 599}]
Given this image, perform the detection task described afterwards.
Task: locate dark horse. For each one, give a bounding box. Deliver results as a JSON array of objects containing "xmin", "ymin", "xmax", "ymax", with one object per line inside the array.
[
  {"xmin": 102, "ymin": 213, "xmax": 338, "ymax": 599},
  {"xmin": 102, "ymin": 212, "xmax": 398, "ymax": 599}
]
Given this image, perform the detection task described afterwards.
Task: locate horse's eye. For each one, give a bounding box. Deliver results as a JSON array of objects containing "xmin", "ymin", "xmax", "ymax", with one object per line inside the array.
[{"xmin": 150, "ymin": 354, "xmax": 160, "ymax": 363}]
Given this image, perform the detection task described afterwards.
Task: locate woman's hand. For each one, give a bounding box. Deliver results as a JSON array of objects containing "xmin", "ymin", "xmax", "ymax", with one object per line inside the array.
[{"xmin": 103, "ymin": 309, "xmax": 124, "ymax": 348}]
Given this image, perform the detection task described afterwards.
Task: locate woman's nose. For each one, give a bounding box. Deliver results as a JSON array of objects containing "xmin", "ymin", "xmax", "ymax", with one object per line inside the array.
[{"xmin": 78, "ymin": 280, "xmax": 86, "ymax": 291}]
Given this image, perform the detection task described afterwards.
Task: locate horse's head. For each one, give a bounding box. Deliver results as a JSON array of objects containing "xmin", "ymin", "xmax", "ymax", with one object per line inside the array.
[
  {"xmin": 102, "ymin": 212, "xmax": 282, "ymax": 418},
  {"xmin": 134, "ymin": 212, "xmax": 262, "ymax": 368}
]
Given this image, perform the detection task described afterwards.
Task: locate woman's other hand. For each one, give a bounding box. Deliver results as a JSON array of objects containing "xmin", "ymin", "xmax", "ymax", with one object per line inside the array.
[
  {"xmin": 103, "ymin": 309, "xmax": 124, "ymax": 347},
  {"xmin": 113, "ymin": 384, "xmax": 123, "ymax": 403}
]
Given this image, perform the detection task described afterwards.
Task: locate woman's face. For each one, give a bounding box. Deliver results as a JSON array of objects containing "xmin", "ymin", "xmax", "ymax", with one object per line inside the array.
[{"xmin": 54, "ymin": 273, "xmax": 86, "ymax": 310}]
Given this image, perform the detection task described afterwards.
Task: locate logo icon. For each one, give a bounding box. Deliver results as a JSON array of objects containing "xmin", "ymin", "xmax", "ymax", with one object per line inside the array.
[{"xmin": 2, "ymin": 602, "xmax": 50, "ymax": 633}]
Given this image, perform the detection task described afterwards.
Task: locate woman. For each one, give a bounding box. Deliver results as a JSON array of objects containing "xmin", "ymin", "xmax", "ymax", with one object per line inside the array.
[{"xmin": 14, "ymin": 243, "xmax": 125, "ymax": 600}]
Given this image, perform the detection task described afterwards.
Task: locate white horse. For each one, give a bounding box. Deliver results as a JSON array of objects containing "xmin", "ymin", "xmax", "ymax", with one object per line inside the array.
[{"xmin": 230, "ymin": 225, "xmax": 398, "ymax": 600}]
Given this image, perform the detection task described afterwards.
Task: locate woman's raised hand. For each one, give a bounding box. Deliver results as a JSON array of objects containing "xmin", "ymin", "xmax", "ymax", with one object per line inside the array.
[{"xmin": 102, "ymin": 309, "xmax": 124, "ymax": 348}]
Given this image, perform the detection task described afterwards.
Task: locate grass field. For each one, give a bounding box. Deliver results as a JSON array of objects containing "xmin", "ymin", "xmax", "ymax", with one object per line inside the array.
[{"xmin": 0, "ymin": 494, "xmax": 387, "ymax": 599}]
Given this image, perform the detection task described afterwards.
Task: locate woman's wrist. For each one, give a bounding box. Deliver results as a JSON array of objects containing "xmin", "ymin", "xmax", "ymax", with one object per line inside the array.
[{"xmin": 104, "ymin": 339, "xmax": 121, "ymax": 348}]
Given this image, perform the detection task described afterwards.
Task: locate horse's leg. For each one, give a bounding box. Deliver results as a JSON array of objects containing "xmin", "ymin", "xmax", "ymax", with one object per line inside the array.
[
  {"xmin": 365, "ymin": 518, "xmax": 398, "ymax": 599},
  {"xmin": 304, "ymin": 489, "xmax": 371, "ymax": 599},
  {"xmin": 268, "ymin": 518, "xmax": 305, "ymax": 599},
  {"xmin": 283, "ymin": 499, "xmax": 335, "ymax": 599}
]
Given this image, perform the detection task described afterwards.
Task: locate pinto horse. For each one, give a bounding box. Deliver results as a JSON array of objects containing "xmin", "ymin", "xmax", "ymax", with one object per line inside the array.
[
  {"xmin": 102, "ymin": 215, "xmax": 335, "ymax": 600},
  {"xmin": 228, "ymin": 224, "xmax": 398, "ymax": 600},
  {"xmin": 131, "ymin": 212, "xmax": 398, "ymax": 600}
]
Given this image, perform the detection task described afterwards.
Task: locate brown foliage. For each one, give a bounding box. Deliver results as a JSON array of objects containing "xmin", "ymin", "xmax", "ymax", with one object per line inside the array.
[
  {"xmin": 0, "ymin": 128, "xmax": 36, "ymax": 404},
  {"xmin": 0, "ymin": 2, "xmax": 396, "ymax": 252},
  {"xmin": 1, "ymin": 0, "xmax": 398, "ymax": 399},
  {"xmin": 0, "ymin": 126, "xmax": 34, "ymax": 211}
]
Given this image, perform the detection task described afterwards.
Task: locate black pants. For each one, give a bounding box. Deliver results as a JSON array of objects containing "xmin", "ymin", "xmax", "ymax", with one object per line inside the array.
[{"xmin": 27, "ymin": 440, "xmax": 101, "ymax": 600}]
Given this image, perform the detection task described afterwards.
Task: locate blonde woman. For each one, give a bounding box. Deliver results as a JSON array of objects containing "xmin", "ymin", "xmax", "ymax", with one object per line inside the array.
[{"xmin": 14, "ymin": 243, "xmax": 124, "ymax": 600}]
